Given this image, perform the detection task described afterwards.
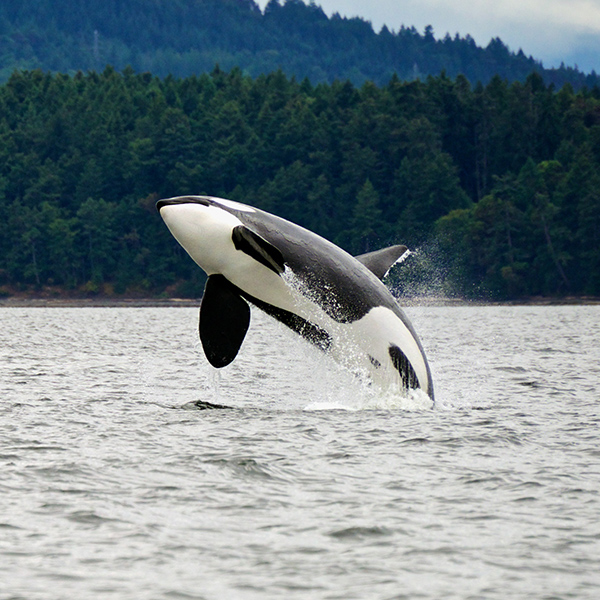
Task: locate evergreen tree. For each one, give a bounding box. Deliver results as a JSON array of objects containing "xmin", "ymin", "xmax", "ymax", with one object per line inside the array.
[
  {"xmin": 0, "ymin": 67, "xmax": 599, "ymax": 299},
  {"xmin": 347, "ymin": 179, "xmax": 383, "ymax": 254}
]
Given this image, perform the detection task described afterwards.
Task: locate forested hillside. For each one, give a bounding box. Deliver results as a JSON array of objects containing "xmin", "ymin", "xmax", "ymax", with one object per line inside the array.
[
  {"xmin": 1, "ymin": 0, "xmax": 598, "ymax": 89},
  {"xmin": 1, "ymin": 68, "xmax": 599, "ymax": 299}
]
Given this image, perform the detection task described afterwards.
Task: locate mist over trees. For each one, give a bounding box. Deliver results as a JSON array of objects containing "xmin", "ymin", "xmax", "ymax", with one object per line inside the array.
[
  {"xmin": 1, "ymin": 0, "xmax": 598, "ymax": 89},
  {"xmin": 1, "ymin": 67, "xmax": 599, "ymax": 299}
]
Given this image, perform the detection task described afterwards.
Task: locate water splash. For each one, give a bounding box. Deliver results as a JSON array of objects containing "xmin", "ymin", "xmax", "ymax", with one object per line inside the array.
[
  {"xmin": 267, "ymin": 267, "xmax": 436, "ymax": 411},
  {"xmin": 300, "ymin": 346, "xmax": 435, "ymax": 412},
  {"xmin": 388, "ymin": 238, "xmax": 474, "ymax": 305},
  {"xmin": 303, "ymin": 388, "xmax": 434, "ymax": 412},
  {"xmin": 185, "ymin": 266, "xmax": 437, "ymax": 412}
]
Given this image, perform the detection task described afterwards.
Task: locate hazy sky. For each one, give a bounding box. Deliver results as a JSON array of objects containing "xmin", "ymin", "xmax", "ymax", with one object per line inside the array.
[{"xmin": 256, "ymin": 0, "xmax": 600, "ymax": 72}]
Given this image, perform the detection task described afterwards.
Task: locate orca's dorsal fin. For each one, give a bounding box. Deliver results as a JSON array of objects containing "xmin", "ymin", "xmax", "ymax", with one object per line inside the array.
[
  {"xmin": 231, "ymin": 225, "xmax": 285, "ymax": 274},
  {"xmin": 355, "ymin": 245, "xmax": 410, "ymax": 280},
  {"xmin": 199, "ymin": 275, "xmax": 250, "ymax": 368}
]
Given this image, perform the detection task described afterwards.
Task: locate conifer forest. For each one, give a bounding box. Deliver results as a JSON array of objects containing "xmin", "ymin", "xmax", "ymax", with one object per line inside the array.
[{"xmin": 1, "ymin": 1, "xmax": 599, "ymax": 299}]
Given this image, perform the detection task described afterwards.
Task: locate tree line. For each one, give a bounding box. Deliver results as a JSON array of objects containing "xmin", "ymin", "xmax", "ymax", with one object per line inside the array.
[
  {"xmin": 1, "ymin": 0, "xmax": 598, "ymax": 90},
  {"xmin": 0, "ymin": 67, "xmax": 599, "ymax": 299}
]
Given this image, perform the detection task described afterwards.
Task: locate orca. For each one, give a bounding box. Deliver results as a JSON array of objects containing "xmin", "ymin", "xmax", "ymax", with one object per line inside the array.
[{"xmin": 157, "ymin": 196, "xmax": 434, "ymax": 400}]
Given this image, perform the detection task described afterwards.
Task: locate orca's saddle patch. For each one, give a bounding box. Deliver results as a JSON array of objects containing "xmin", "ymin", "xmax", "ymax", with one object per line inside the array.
[{"xmin": 199, "ymin": 275, "xmax": 250, "ymax": 368}]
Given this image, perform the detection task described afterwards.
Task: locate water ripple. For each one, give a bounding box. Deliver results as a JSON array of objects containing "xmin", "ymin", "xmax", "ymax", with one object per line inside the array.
[{"xmin": 1, "ymin": 306, "xmax": 599, "ymax": 600}]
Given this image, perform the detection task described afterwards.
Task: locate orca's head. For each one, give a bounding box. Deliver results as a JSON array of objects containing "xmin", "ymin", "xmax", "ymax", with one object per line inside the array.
[{"xmin": 157, "ymin": 196, "xmax": 255, "ymax": 274}]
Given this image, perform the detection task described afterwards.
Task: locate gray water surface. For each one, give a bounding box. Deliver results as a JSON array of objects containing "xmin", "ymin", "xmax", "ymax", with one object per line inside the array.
[{"xmin": 1, "ymin": 305, "xmax": 599, "ymax": 599}]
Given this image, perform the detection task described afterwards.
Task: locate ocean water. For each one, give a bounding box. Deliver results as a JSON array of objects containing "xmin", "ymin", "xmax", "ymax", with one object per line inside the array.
[{"xmin": 0, "ymin": 304, "xmax": 599, "ymax": 599}]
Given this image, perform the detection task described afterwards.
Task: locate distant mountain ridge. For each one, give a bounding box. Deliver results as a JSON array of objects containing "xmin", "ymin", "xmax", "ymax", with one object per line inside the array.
[{"xmin": 1, "ymin": 0, "xmax": 598, "ymax": 88}]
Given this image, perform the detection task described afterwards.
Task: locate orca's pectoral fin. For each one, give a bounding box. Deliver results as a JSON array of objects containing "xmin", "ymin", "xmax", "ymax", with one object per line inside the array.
[
  {"xmin": 199, "ymin": 275, "xmax": 250, "ymax": 368},
  {"xmin": 355, "ymin": 245, "xmax": 410, "ymax": 280},
  {"xmin": 231, "ymin": 225, "xmax": 285, "ymax": 274}
]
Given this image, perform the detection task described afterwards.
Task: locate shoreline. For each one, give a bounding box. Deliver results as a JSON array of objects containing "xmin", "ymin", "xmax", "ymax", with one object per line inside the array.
[
  {"xmin": 1, "ymin": 295, "xmax": 600, "ymax": 308},
  {"xmin": 0, "ymin": 296, "xmax": 200, "ymax": 308}
]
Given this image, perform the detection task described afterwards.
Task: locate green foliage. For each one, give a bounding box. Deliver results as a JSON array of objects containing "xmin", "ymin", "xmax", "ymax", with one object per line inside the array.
[
  {"xmin": 1, "ymin": 0, "xmax": 599, "ymax": 89},
  {"xmin": 341, "ymin": 179, "xmax": 383, "ymax": 254},
  {"xmin": 1, "ymin": 67, "xmax": 600, "ymax": 299}
]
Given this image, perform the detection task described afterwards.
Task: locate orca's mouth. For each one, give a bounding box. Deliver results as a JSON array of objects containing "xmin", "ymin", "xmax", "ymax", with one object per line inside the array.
[{"xmin": 156, "ymin": 196, "xmax": 211, "ymax": 212}]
